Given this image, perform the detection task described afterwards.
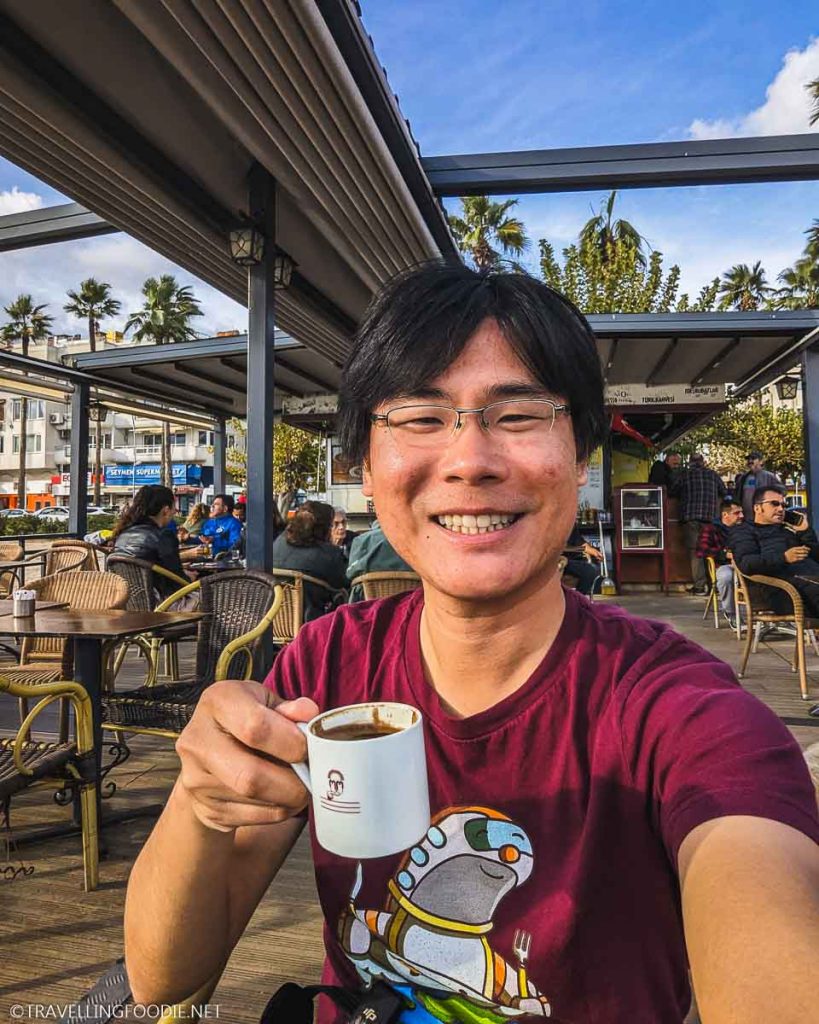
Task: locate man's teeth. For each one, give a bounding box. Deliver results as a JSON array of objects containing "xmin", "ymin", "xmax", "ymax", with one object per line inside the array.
[{"xmin": 436, "ymin": 513, "xmax": 518, "ymax": 534}]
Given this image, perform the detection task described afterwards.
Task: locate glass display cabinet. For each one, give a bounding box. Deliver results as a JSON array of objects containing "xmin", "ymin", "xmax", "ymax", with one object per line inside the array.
[{"xmin": 613, "ymin": 484, "xmax": 669, "ymax": 592}]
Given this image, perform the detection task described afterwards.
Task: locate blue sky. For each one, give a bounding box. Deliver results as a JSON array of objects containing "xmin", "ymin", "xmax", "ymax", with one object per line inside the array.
[{"xmin": 1, "ymin": 0, "xmax": 818, "ymax": 332}]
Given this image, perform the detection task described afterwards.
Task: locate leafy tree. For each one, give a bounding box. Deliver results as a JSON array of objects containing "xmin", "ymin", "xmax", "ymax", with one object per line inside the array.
[
  {"xmin": 226, "ymin": 418, "xmax": 322, "ymax": 513},
  {"xmin": 579, "ymin": 191, "xmax": 647, "ymax": 267},
  {"xmin": 771, "ymin": 259, "xmax": 819, "ymax": 309},
  {"xmin": 448, "ymin": 196, "xmax": 529, "ymax": 272},
  {"xmin": 717, "ymin": 261, "xmax": 771, "ymax": 311},
  {"xmin": 808, "ymin": 77, "xmax": 819, "ymax": 126},
  {"xmin": 125, "ymin": 275, "xmax": 203, "ymax": 487},
  {"xmin": 65, "ymin": 278, "xmax": 122, "ymax": 503},
  {"xmin": 1, "ymin": 296, "xmax": 53, "ymax": 508},
  {"xmin": 678, "ymin": 399, "xmax": 804, "ymax": 480}
]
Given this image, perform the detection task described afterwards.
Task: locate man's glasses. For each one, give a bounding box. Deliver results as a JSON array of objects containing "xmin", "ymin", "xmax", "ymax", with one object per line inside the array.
[
  {"xmin": 371, "ymin": 399, "xmax": 569, "ymax": 448},
  {"xmin": 758, "ymin": 499, "xmax": 786, "ymax": 508}
]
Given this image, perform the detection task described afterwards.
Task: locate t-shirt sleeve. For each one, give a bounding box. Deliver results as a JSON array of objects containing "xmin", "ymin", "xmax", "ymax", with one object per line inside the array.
[{"xmin": 619, "ymin": 632, "xmax": 819, "ymax": 865}]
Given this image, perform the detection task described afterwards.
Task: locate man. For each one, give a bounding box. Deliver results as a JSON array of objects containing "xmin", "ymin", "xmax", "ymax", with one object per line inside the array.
[
  {"xmin": 330, "ymin": 506, "xmax": 359, "ymax": 558},
  {"xmin": 677, "ymin": 453, "xmax": 726, "ymax": 595},
  {"xmin": 563, "ymin": 524, "xmax": 604, "ymax": 596},
  {"xmin": 730, "ymin": 483, "xmax": 819, "ymax": 616},
  {"xmin": 648, "ymin": 451, "xmax": 681, "ymax": 491},
  {"xmin": 125, "ymin": 266, "xmax": 818, "ymax": 1024},
  {"xmin": 696, "ymin": 497, "xmax": 744, "ymax": 626},
  {"xmin": 198, "ymin": 493, "xmax": 243, "ymax": 557},
  {"xmin": 734, "ymin": 451, "xmax": 781, "ymax": 521}
]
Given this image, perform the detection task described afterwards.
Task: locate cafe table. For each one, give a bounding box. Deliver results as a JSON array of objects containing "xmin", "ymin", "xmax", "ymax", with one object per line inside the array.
[{"xmin": 0, "ymin": 607, "xmax": 203, "ymax": 842}]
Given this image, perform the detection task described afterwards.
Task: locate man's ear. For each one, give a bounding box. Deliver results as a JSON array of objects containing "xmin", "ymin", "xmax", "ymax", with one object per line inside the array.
[
  {"xmin": 576, "ymin": 460, "xmax": 589, "ymax": 488},
  {"xmin": 361, "ymin": 459, "xmax": 373, "ymax": 497}
]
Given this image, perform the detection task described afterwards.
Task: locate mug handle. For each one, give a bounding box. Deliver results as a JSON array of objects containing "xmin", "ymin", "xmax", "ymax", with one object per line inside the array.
[{"xmin": 290, "ymin": 721, "xmax": 312, "ymax": 793}]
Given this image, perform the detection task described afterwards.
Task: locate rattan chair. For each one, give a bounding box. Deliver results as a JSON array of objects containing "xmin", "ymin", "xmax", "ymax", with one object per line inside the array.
[
  {"xmin": 102, "ymin": 571, "xmax": 283, "ymax": 737},
  {"xmin": 734, "ymin": 562, "xmax": 819, "ymax": 700},
  {"xmin": 105, "ymin": 554, "xmax": 194, "ymax": 683},
  {"xmin": 50, "ymin": 538, "xmax": 103, "ymax": 571},
  {"xmin": 268, "ymin": 568, "xmax": 346, "ymax": 645},
  {"xmin": 350, "ymin": 570, "xmax": 423, "ymax": 601},
  {"xmin": 8, "ymin": 571, "xmax": 130, "ymax": 741},
  {"xmin": 0, "ymin": 540, "xmax": 24, "ymax": 597},
  {"xmin": 702, "ymin": 555, "xmax": 720, "ymax": 628},
  {"xmin": 0, "ymin": 676, "xmax": 99, "ymax": 890}
]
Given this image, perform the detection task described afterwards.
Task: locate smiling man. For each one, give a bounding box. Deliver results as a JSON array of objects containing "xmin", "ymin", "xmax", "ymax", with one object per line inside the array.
[{"xmin": 125, "ymin": 265, "xmax": 819, "ymax": 1024}]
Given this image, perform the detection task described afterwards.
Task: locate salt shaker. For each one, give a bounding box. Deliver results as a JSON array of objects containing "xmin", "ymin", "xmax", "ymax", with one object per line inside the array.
[{"xmin": 12, "ymin": 588, "xmax": 35, "ymax": 617}]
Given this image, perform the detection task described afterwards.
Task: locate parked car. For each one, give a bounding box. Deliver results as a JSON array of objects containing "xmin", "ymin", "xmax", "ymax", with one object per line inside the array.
[
  {"xmin": 34, "ymin": 505, "xmax": 107, "ymax": 521},
  {"xmin": 0, "ymin": 508, "xmax": 27, "ymax": 518}
]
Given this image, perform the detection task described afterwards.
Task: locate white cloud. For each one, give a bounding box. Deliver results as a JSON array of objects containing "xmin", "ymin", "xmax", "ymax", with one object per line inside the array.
[
  {"xmin": 0, "ymin": 186, "xmax": 44, "ymax": 215},
  {"xmin": 689, "ymin": 38, "xmax": 819, "ymax": 139}
]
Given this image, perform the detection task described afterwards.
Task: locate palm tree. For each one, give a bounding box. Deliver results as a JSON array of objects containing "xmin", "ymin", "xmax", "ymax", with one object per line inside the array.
[
  {"xmin": 808, "ymin": 77, "xmax": 819, "ymax": 125},
  {"xmin": 1, "ymin": 296, "xmax": 53, "ymax": 509},
  {"xmin": 773, "ymin": 259, "xmax": 819, "ymax": 309},
  {"xmin": 717, "ymin": 261, "xmax": 771, "ymax": 311},
  {"xmin": 448, "ymin": 196, "xmax": 529, "ymax": 272},
  {"xmin": 803, "ymin": 220, "xmax": 819, "ymax": 264},
  {"xmin": 579, "ymin": 191, "xmax": 647, "ymax": 267},
  {"xmin": 125, "ymin": 275, "xmax": 203, "ymax": 487},
  {"xmin": 65, "ymin": 279, "xmax": 122, "ymax": 503}
]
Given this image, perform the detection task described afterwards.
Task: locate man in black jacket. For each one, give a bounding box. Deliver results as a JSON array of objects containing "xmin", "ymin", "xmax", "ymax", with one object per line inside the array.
[{"xmin": 729, "ymin": 484, "xmax": 819, "ymax": 615}]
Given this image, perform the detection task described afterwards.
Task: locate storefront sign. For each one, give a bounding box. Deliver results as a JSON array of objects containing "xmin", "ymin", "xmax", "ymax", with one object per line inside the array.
[
  {"xmin": 605, "ymin": 383, "xmax": 726, "ymax": 407},
  {"xmin": 578, "ymin": 447, "xmax": 604, "ymax": 510},
  {"xmin": 96, "ymin": 464, "xmax": 212, "ymax": 486}
]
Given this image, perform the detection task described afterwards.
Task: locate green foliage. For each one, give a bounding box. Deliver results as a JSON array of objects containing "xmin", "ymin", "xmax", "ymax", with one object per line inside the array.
[
  {"xmin": 0, "ymin": 513, "xmax": 115, "ymax": 537},
  {"xmin": 578, "ymin": 191, "xmax": 647, "ymax": 267},
  {"xmin": 538, "ymin": 236, "xmax": 694, "ymax": 313},
  {"xmin": 2, "ymin": 295, "xmax": 53, "ymax": 350},
  {"xmin": 677, "ymin": 400, "xmax": 804, "ymax": 479},
  {"xmin": 717, "ymin": 261, "xmax": 771, "ymax": 311},
  {"xmin": 448, "ymin": 196, "xmax": 529, "ymax": 272},
  {"xmin": 64, "ymin": 278, "xmax": 121, "ymax": 351},
  {"xmin": 225, "ymin": 418, "xmax": 322, "ymax": 497},
  {"xmin": 124, "ymin": 275, "xmax": 203, "ymax": 344}
]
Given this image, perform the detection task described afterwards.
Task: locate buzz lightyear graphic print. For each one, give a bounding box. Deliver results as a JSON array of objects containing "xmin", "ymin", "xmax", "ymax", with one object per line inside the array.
[{"xmin": 337, "ymin": 806, "xmax": 551, "ymax": 1022}]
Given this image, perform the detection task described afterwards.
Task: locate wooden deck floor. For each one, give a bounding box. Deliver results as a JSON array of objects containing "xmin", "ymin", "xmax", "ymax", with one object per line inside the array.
[{"xmin": 1, "ymin": 591, "xmax": 817, "ymax": 1020}]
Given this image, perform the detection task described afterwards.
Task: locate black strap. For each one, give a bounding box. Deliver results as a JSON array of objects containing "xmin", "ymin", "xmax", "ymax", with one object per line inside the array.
[{"xmin": 259, "ymin": 980, "xmax": 407, "ymax": 1024}]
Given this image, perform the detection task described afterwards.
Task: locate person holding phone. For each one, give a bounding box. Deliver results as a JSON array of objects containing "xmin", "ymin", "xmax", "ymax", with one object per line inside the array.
[{"xmin": 729, "ymin": 483, "xmax": 819, "ymax": 615}]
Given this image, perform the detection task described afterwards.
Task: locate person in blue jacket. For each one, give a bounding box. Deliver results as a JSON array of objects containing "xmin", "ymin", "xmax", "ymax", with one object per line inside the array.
[{"xmin": 199, "ymin": 494, "xmax": 243, "ymax": 556}]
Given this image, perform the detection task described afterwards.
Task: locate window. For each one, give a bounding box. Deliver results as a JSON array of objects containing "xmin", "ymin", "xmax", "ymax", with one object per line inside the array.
[
  {"xmin": 142, "ymin": 433, "xmax": 162, "ymax": 447},
  {"xmin": 12, "ymin": 434, "xmax": 42, "ymax": 453},
  {"xmin": 88, "ymin": 432, "xmax": 112, "ymax": 448},
  {"xmin": 12, "ymin": 399, "xmax": 44, "ymax": 419},
  {"xmin": 171, "ymin": 431, "xmax": 186, "ymax": 447},
  {"xmin": 198, "ymin": 430, "xmax": 214, "ymax": 446}
]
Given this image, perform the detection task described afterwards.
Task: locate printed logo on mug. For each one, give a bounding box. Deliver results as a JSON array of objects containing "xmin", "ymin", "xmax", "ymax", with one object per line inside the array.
[{"xmin": 291, "ymin": 702, "xmax": 430, "ymax": 859}]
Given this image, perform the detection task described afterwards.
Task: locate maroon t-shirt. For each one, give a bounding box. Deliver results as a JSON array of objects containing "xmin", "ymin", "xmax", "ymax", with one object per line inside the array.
[{"xmin": 266, "ymin": 589, "xmax": 818, "ymax": 1024}]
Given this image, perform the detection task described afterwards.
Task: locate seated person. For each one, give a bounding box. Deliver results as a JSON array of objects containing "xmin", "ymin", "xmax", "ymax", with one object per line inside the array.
[
  {"xmin": 562, "ymin": 524, "xmax": 603, "ymax": 595},
  {"xmin": 111, "ymin": 485, "xmax": 189, "ymax": 598},
  {"xmin": 198, "ymin": 494, "xmax": 243, "ymax": 558},
  {"xmin": 346, "ymin": 519, "xmax": 414, "ymax": 600},
  {"xmin": 696, "ymin": 497, "xmax": 744, "ymax": 626},
  {"xmin": 271, "ymin": 500, "xmax": 347, "ymax": 620},
  {"xmin": 125, "ymin": 265, "xmax": 819, "ymax": 1024},
  {"xmin": 330, "ymin": 506, "xmax": 360, "ymax": 557},
  {"xmin": 730, "ymin": 483, "xmax": 819, "ymax": 616}
]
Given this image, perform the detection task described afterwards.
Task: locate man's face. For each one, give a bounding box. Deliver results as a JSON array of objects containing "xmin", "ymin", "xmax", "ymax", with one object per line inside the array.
[
  {"xmin": 362, "ymin": 320, "xmax": 587, "ymax": 604},
  {"xmin": 331, "ymin": 513, "xmax": 347, "ymax": 545},
  {"xmin": 754, "ymin": 490, "xmax": 785, "ymax": 526},
  {"xmin": 211, "ymin": 498, "xmax": 226, "ymax": 517},
  {"xmin": 748, "ymin": 457, "xmax": 763, "ymax": 473},
  {"xmin": 666, "ymin": 454, "xmax": 681, "ymax": 470},
  {"xmin": 721, "ymin": 505, "xmax": 744, "ymax": 527}
]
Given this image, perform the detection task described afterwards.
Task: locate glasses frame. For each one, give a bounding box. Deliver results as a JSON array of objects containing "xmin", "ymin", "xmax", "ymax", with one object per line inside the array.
[
  {"xmin": 371, "ymin": 398, "xmax": 570, "ymax": 444},
  {"xmin": 757, "ymin": 499, "xmax": 786, "ymax": 508}
]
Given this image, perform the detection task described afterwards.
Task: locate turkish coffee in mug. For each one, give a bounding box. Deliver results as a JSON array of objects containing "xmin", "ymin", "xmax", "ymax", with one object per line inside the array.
[{"xmin": 291, "ymin": 702, "xmax": 429, "ymax": 859}]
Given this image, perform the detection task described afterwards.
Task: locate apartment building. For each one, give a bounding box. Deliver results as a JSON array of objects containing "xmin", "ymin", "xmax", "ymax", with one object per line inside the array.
[{"xmin": 0, "ymin": 333, "xmax": 219, "ymax": 511}]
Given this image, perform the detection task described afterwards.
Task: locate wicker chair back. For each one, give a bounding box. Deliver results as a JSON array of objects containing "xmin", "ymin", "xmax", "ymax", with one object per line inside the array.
[
  {"xmin": 47, "ymin": 541, "xmax": 99, "ymax": 574},
  {"xmin": 195, "ymin": 570, "xmax": 280, "ymax": 683},
  {"xmin": 106, "ymin": 555, "xmax": 157, "ymax": 611},
  {"xmin": 352, "ymin": 571, "xmax": 422, "ymax": 601},
  {"xmin": 0, "ymin": 540, "xmax": 24, "ymax": 597},
  {"xmin": 21, "ymin": 571, "xmax": 130, "ymax": 668}
]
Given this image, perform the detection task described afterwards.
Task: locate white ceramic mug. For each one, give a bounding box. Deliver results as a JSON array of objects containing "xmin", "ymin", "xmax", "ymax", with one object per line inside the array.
[{"xmin": 291, "ymin": 701, "xmax": 429, "ymax": 859}]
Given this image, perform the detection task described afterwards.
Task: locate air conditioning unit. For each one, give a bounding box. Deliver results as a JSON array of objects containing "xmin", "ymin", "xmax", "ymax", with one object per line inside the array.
[{"xmin": 49, "ymin": 413, "xmax": 65, "ymax": 426}]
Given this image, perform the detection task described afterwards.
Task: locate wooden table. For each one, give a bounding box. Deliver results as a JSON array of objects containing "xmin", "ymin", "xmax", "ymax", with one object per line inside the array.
[
  {"xmin": 0, "ymin": 608, "xmax": 203, "ymax": 840},
  {"xmin": 188, "ymin": 559, "xmax": 245, "ymax": 576}
]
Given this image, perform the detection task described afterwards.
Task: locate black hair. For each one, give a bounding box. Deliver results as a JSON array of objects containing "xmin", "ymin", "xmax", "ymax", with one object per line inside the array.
[
  {"xmin": 720, "ymin": 497, "xmax": 741, "ymax": 512},
  {"xmin": 214, "ymin": 493, "xmax": 235, "ymax": 513},
  {"xmin": 111, "ymin": 485, "xmax": 175, "ymax": 540},
  {"xmin": 337, "ymin": 262, "xmax": 607, "ymax": 465},
  {"xmin": 752, "ymin": 483, "xmax": 785, "ymax": 506}
]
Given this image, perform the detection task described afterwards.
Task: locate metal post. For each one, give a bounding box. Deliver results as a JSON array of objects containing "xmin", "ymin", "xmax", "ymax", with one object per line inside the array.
[
  {"xmin": 802, "ymin": 345, "xmax": 819, "ymax": 527},
  {"xmin": 213, "ymin": 417, "xmax": 227, "ymax": 496},
  {"xmin": 69, "ymin": 382, "xmax": 90, "ymax": 538},
  {"xmin": 245, "ymin": 164, "xmax": 276, "ymax": 573}
]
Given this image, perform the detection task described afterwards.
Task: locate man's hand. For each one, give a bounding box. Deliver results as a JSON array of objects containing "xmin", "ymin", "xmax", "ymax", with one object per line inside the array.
[
  {"xmin": 783, "ymin": 546, "xmax": 810, "ymax": 564},
  {"xmin": 175, "ymin": 681, "xmax": 317, "ymax": 833},
  {"xmin": 788, "ymin": 512, "xmax": 809, "ymax": 532},
  {"xmin": 582, "ymin": 543, "xmax": 604, "ymax": 562}
]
